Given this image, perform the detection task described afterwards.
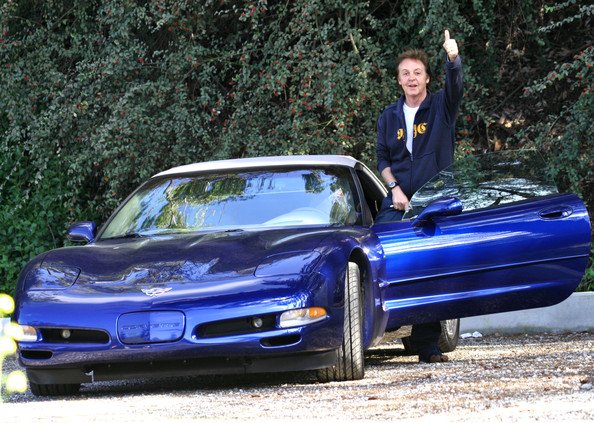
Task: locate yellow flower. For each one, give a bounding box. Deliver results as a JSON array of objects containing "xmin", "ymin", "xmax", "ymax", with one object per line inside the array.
[
  {"xmin": 5, "ymin": 323, "xmax": 24, "ymax": 341},
  {"xmin": 0, "ymin": 337, "xmax": 17, "ymax": 355},
  {"xmin": 0, "ymin": 294, "xmax": 15, "ymax": 315},
  {"xmin": 6, "ymin": 370, "xmax": 28, "ymax": 393}
]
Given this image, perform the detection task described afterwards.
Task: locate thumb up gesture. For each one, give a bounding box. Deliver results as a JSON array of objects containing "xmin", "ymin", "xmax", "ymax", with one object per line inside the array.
[{"xmin": 443, "ymin": 30, "xmax": 459, "ymax": 61}]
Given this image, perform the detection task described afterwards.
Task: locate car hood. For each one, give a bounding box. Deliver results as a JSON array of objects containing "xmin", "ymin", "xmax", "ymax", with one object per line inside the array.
[{"xmin": 40, "ymin": 227, "xmax": 334, "ymax": 289}]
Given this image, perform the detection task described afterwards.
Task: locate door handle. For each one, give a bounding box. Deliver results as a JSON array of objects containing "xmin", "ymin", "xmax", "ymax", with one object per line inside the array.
[{"xmin": 539, "ymin": 206, "xmax": 573, "ymax": 219}]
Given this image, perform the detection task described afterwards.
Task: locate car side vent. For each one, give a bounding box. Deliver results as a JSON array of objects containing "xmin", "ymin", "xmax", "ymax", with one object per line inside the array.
[
  {"xmin": 40, "ymin": 328, "xmax": 110, "ymax": 344},
  {"xmin": 196, "ymin": 315, "xmax": 276, "ymax": 338},
  {"xmin": 260, "ymin": 334, "xmax": 301, "ymax": 347}
]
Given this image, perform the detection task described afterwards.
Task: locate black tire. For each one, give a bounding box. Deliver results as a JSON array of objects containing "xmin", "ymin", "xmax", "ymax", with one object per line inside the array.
[
  {"xmin": 438, "ymin": 318, "xmax": 460, "ymax": 353},
  {"xmin": 401, "ymin": 318, "xmax": 460, "ymax": 355},
  {"xmin": 30, "ymin": 382, "xmax": 81, "ymax": 396},
  {"xmin": 317, "ymin": 262, "xmax": 364, "ymax": 382}
]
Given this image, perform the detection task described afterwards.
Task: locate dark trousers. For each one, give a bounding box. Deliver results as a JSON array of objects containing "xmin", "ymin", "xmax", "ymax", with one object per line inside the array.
[
  {"xmin": 410, "ymin": 321, "xmax": 442, "ymax": 356},
  {"xmin": 374, "ymin": 193, "xmax": 405, "ymax": 223},
  {"xmin": 375, "ymin": 194, "xmax": 443, "ymax": 355}
]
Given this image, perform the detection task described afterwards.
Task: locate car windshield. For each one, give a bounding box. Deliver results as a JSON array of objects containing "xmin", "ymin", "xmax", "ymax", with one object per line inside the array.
[
  {"xmin": 99, "ymin": 167, "xmax": 358, "ymax": 239},
  {"xmin": 403, "ymin": 150, "xmax": 559, "ymax": 219}
]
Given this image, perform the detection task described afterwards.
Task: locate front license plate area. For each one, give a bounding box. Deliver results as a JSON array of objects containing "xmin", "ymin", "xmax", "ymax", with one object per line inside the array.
[{"xmin": 118, "ymin": 311, "xmax": 185, "ymax": 344}]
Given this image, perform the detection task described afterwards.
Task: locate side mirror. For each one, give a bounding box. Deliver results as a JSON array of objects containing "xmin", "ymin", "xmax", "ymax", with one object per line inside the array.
[
  {"xmin": 67, "ymin": 221, "xmax": 97, "ymax": 243},
  {"xmin": 412, "ymin": 197, "xmax": 463, "ymax": 228}
]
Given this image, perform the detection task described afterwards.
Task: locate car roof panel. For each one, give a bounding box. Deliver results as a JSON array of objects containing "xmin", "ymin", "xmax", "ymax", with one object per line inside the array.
[{"xmin": 153, "ymin": 155, "xmax": 361, "ymax": 178}]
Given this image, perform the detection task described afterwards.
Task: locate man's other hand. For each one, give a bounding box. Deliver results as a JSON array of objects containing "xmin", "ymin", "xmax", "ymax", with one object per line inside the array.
[{"xmin": 443, "ymin": 30, "xmax": 458, "ymax": 61}]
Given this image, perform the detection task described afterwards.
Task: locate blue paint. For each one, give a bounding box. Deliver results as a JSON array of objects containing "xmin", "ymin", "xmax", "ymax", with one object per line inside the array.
[{"xmin": 13, "ymin": 154, "xmax": 591, "ymax": 386}]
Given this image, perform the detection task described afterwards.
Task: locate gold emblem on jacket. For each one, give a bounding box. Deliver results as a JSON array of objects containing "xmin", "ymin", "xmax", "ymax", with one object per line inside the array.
[{"xmin": 396, "ymin": 123, "xmax": 427, "ymax": 141}]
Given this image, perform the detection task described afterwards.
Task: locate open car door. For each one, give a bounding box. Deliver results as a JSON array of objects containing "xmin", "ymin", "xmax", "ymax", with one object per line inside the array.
[{"xmin": 372, "ymin": 151, "xmax": 591, "ymax": 329}]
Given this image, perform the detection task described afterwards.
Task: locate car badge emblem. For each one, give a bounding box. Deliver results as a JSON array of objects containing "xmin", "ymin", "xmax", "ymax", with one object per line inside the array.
[{"xmin": 141, "ymin": 287, "xmax": 172, "ymax": 297}]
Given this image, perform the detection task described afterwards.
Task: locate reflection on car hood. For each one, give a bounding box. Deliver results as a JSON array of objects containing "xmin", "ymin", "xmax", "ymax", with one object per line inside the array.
[{"xmin": 43, "ymin": 228, "xmax": 333, "ymax": 288}]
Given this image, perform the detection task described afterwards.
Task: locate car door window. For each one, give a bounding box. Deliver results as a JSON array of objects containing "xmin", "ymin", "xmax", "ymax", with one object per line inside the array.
[{"xmin": 403, "ymin": 150, "xmax": 559, "ymax": 220}]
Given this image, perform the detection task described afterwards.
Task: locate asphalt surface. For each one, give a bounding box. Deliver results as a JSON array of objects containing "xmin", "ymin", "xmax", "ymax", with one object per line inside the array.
[{"xmin": 2, "ymin": 332, "xmax": 593, "ymax": 422}]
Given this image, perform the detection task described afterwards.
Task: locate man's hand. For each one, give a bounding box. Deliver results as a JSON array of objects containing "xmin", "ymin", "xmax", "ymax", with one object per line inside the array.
[
  {"xmin": 391, "ymin": 186, "xmax": 409, "ymax": 211},
  {"xmin": 443, "ymin": 30, "xmax": 458, "ymax": 61}
]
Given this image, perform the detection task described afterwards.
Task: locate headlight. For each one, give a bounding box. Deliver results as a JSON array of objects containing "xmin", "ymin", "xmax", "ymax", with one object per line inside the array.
[
  {"xmin": 279, "ymin": 307, "xmax": 327, "ymax": 328},
  {"xmin": 26, "ymin": 263, "xmax": 81, "ymax": 290},
  {"xmin": 255, "ymin": 251, "xmax": 321, "ymax": 277}
]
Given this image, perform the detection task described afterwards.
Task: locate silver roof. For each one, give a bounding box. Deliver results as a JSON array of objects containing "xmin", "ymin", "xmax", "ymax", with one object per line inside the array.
[{"xmin": 153, "ymin": 155, "xmax": 363, "ymax": 178}]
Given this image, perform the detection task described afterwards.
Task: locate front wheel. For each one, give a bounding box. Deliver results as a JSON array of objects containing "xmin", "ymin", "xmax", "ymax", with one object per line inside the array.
[{"xmin": 317, "ymin": 262, "xmax": 364, "ymax": 382}]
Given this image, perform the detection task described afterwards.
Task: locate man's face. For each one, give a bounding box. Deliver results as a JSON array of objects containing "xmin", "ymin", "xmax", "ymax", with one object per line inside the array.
[{"xmin": 397, "ymin": 58, "xmax": 430, "ymax": 99}]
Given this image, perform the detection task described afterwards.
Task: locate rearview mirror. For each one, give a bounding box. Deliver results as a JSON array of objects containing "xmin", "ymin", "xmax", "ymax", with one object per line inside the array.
[
  {"xmin": 412, "ymin": 197, "xmax": 463, "ymax": 228},
  {"xmin": 66, "ymin": 221, "xmax": 97, "ymax": 243}
]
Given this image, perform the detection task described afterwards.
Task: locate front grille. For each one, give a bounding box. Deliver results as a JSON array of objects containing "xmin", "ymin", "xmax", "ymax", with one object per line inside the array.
[
  {"xmin": 40, "ymin": 328, "xmax": 110, "ymax": 344},
  {"xmin": 196, "ymin": 315, "xmax": 276, "ymax": 338}
]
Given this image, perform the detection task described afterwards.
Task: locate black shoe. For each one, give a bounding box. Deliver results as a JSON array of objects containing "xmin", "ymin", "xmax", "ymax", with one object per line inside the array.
[{"xmin": 419, "ymin": 353, "xmax": 449, "ymax": 363}]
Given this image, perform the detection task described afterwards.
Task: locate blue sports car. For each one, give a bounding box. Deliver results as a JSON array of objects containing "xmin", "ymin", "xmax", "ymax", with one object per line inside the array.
[{"xmin": 13, "ymin": 152, "xmax": 591, "ymax": 396}]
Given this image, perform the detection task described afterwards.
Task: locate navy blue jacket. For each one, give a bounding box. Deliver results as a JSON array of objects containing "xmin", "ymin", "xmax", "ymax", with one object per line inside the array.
[{"xmin": 376, "ymin": 56, "xmax": 463, "ymax": 199}]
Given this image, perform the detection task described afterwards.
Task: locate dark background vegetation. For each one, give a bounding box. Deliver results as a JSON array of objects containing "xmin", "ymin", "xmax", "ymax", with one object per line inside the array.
[{"xmin": 0, "ymin": 0, "xmax": 592, "ymax": 293}]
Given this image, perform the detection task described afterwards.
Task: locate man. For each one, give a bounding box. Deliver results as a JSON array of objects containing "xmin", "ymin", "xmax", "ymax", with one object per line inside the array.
[{"xmin": 375, "ymin": 30, "xmax": 463, "ymax": 363}]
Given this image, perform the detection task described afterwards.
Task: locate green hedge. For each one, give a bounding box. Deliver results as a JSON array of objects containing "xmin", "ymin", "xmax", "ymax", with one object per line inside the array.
[{"xmin": 0, "ymin": 0, "xmax": 592, "ymax": 293}]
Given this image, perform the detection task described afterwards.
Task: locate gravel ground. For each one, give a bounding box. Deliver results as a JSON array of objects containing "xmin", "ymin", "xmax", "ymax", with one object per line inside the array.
[{"xmin": 2, "ymin": 332, "xmax": 593, "ymax": 422}]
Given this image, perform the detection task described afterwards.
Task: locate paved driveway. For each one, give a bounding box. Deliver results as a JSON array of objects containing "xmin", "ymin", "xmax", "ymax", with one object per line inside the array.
[{"xmin": 3, "ymin": 333, "xmax": 593, "ymax": 422}]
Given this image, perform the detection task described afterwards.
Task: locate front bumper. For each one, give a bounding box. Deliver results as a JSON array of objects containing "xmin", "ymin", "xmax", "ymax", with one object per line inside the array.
[
  {"xmin": 17, "ymin": 271, "xmax": 345, "ymax": 382},
  {"xmin": 18, "ymin": 308, "xmax": 343, "ymax": 385},
  {"xmin": 26, "ymin": 349, "xmax": 338, "ymax": 384}
]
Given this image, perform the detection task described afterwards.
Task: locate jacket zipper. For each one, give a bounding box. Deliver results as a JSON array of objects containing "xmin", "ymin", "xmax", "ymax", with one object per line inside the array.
[
  {"xmin": 410, "ymin": 124, "xmax": 414, "ymax": 197},
  {"xmin": 409, "ymin": 152, "xmax": 414, "ymax": 198}
]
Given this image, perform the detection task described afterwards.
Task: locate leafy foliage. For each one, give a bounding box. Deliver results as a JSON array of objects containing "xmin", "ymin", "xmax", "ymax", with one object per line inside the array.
[
  {"xmin": 576, "ymin": 248, "xmax": 594, "ymax": 292},
  {"xmin": 518, "ymin": 1, "xmax": 593, "ymax": 211},
  {"xmin": 0, "ymin": 0, "xmax": 591, "ymax": 292}
]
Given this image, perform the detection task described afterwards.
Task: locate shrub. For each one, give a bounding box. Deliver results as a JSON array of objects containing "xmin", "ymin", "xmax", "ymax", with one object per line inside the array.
[{"xmin": 0, "ymin": 1, "xmax": 591, "ymax": 293}]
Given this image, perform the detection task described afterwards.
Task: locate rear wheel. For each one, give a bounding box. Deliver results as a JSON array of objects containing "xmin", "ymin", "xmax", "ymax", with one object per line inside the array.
[
  {"xmin": 317, "ymin": 262, "xmax": 364, "ymax": 382},
  {"xmin": 438, "ymin": 318, "xmax": 460, "ymax": 353},
  {"xmin": 30, "ymin": 382, "xmax": 81, "ymax": 396}
]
